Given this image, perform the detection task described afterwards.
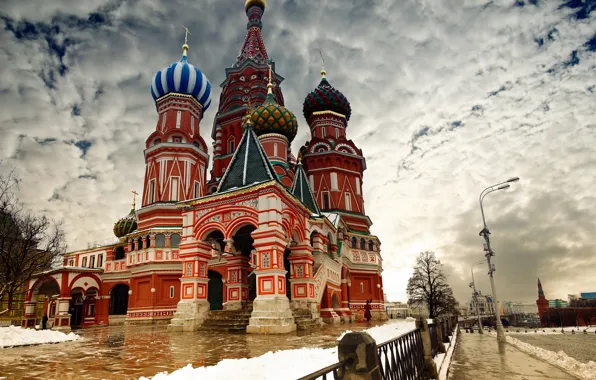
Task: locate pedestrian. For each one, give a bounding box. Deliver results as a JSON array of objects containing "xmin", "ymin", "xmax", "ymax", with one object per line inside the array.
[
  {"xmin": 364, "ymin": 299, "xmax": 372, "ymax": 322},
  {"xmin": 42, "ymin": 314, "xmax": 48, "ymax": 330}
]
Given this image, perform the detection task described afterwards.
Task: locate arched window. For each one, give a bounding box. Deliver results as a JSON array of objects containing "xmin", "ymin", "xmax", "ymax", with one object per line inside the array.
[
  {"xmin": 229, "ymin": 140, "xmax": 235, "ymax": 154},
  {"xmin": 137, "ymin": 237, "xmax": 143, "ymax": 250},
  {"xmin": 90, "ymin": 256, "xmax": 95, "ymax": 268},
  {"xmin": 351, "ymin": 237, "xmax": 357, "ymax": 249},
  {"xmin": 368, "ymin": 240, "xmax": 374, "ymax": 251},
  {"xmin": 170, "ymin": 234, "xmax": 181, "ymax": 248},
  {"xmin": 115, "ymin": 246, "xmax": 125, "ymax": 260},
  {"xmin": 155, "ymin": 234, "xmax": 166, "ymax": 248},
  {"xmin": 145, "ymin": 236, "xmax": 151, "ymax": 249},
  {"xmin": 98, "ymin": 254, "xmax": 103, "ymax": 268},
  {"xmin": 360, "ymin": 238, "xmax": 366, "ymax": 250}
]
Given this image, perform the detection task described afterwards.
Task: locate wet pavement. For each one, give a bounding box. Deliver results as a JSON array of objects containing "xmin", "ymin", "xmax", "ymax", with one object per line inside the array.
[
  {"xmin": 513, "ymin": 334, "xmax": 596, "ymax": 364},
  {"xmin": 0, "ymin": 321, "xmax": 384, "ymax": 380},
  {"xmin": 448, "ymin": 331, "xmax": 578, "ymax": 380}
]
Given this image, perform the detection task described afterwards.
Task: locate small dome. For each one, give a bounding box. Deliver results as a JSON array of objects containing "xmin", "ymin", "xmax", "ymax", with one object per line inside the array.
[
  {"xmin": 113, "ymin": 209, "xmax": 137, "ymax": 238},
  {"xmin": 150, "ymin": 52, "xmax": 212, "ymax": 111},
  {"xmin": 251, "ymin": 92, "xmax": 298, "ymax": 142},
  {"xmin": 303, "ymin": 74, "xmax": 351, "ymax": 121},
  {"xmin": 245, "ymin": 0, "xmax": 266, "ymax": 11}
]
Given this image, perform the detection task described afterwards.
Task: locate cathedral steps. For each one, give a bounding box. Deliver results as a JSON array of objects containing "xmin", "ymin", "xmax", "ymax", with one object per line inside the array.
[
  {"xmin": 199, "ymin": 309, "xmax": 253, "ymax": 332},
  {"xmin": 293, "ymin": 309, "xmax": 322, "ymax": 331}
]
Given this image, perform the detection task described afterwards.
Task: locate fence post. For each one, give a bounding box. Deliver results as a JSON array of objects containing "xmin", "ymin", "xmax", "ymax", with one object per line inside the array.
[
  {"xmin": 416, "ymin": 317, "xmax": 439, "ymax": 379},
  {"xmin": 433, "ymin": 318, "xmax": 448, "ymax": 352},
  {"xmin": 337, "ymin": 332, "xmax": 382, "ymax": 380}
]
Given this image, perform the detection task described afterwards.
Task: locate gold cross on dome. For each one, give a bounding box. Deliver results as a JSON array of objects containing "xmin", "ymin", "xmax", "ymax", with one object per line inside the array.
[
  {"xmin": 182, "ymin": 26, "xmax": 191, "ymax": 44},
  {"xmin": 131, "ymin": 190, "xmax": 139, "ymax": 209}
]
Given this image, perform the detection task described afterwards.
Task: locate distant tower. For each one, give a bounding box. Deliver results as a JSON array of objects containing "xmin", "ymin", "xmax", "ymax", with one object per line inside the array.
[{"xmin": 536, "ymin": 277, "xmax": 549, "ymax": 327}]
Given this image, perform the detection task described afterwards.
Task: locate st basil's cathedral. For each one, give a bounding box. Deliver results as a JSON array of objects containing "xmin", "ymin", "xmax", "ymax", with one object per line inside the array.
[{"xmin": 22, "ymin": 0, "xmax": 387, "ymax": 334}]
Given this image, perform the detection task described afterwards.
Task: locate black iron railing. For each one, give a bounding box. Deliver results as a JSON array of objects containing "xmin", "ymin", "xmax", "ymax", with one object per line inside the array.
[
  {"xmin": 429, "ymin": 323, "xmax": 439, "ymax": 357},
  {"xmin": 296, "ymin": 359, "xmax": 352, "ymax": 380},
  {"xmin": 377, "ymin": 328, "xmax": 428, "ymax": 380}
]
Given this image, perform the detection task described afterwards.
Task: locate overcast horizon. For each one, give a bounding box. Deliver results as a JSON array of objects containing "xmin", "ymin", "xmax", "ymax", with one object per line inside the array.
[{"xmin": 1, "ymin": 0, "xmax": 595, "ymax": 305}]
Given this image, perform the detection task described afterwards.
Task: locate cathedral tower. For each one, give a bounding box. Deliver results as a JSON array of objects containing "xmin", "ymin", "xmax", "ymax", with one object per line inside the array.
[
  {"xmin": 536, "ymin": 277, "xmax": 549, "ymax": 327},
  {"xmin": 300, "ymin": 66, "xmax": 369, "ymax": 233},
  {"xmin": 208, "ymin": 0, "xmax": 290, "ymax": 192},
  {"xmin": 138, "ymin": 40, "xmax": 211, "ymax": 230}
]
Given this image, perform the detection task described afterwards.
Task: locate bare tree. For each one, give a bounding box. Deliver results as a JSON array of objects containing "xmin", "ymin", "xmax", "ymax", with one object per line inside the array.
[
  {"xmin": 0, "ymin": 162, "xmax": 66, "ymax": 315},
  {"xmin": 406, "ymin": 251, "xmax": 459, "ymax": 318}
]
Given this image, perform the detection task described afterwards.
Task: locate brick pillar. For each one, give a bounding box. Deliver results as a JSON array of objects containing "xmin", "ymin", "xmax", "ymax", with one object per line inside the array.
[
  {"xmin": 288, "ymin": 240, "xmax": 319, "ymax": 320},
  {"xmin": 246, "ymin": 194, "xmax": 296, "ymax": 334},
  {"xmin": 168, "ymin": 212, "xmax": 211, "ymax": 332},
  {"xmin": 224, "ymin": 255, "xmax": 250, "ymax": 310}
]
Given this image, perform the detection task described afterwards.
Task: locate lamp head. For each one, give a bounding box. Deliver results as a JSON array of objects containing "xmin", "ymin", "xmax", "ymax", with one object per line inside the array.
[
  {"xmin": 507, "ymin": 177, "xmax": 520, "ymax": 183},
  {"xmin": 497, "ymin": 184, "xmax": 510, "ymax": 190}
]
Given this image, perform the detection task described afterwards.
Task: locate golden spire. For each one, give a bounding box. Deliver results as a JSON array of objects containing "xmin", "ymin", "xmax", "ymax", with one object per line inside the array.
[
  {"xmin": 244, "ymin": 100, "xmax": 253, "ymax": 127},
  {"xmin": 182, "ymin": 26, "xmax": 191, "ymax": 58},
  {"xmin": 319, "ymin": 50, "xmax": 326, "ymax": 79},
  {"xmin": 131, "ymin": 190, "xmax": 138, "ymax": 210},
  {"xmin": 297, "ymin": 153, "xmax": 303, "ymax": 164},
  {"xmin": 267, "ymin": 63, "xmax": 274, "ymax": 94}
]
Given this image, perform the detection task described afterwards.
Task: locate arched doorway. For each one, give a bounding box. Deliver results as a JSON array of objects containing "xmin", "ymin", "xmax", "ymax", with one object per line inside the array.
[
  {"xmin": 332, "ymin": 294, "xmax": 340, "ymax": 309},
  {"xmin": 208, "ymin": 270, "xmax": 223, "ymax": 310},
  {"xmin": 233, "ymin": 225, "xmax": 257, "ymax": 302},
  {"xmin": 109, "ymin": 284, "xmax": 129, "ymax": 315},
  {"xmin": 35, "ymin": 279, "xmax": 61, "ymax": 325},
  {"xmin": 205, "ymin": 230, "xmax": 225, "ymax": 258},
  {"xmin": 284, "ymin": 247, "xmax": 292, "ymax": 299},
  {"xmin": 70, "ymin": 289, "xmax": 84, "ymax": 327}
]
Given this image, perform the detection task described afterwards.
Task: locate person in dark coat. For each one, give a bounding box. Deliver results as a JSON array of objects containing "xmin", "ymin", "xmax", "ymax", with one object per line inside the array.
[
  {"xmin": 42, "ymin": 315, "xmax": 48, "ymax": 330},
  {"xmin": 364, "ymin": 299, "xmax": 372, "ymax": 322}
]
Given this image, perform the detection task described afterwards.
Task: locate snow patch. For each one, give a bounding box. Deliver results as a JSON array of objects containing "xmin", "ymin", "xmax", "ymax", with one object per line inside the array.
[
  {"xmin": 143, "ymin": 321, "xmax": 416, "ymax": 380},
  {"xmin": 436, "ymin": 326, "xmax": 458, "ymax": 380},
  {"xmin": 0, "ymin": 326, "xmax": 81, "ymax": 348},
  {"xmin": 506, "ymin": 335, "xmax": 596, "ymax": 380}
]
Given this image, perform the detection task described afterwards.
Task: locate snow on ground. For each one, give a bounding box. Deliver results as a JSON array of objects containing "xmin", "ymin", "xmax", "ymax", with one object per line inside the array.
[
  {"xmin": 506, "ymin": 335, "xmax": 596, "ymax": 380},
  {"xmin": 142, "ymin": 320, "xmax": 416, "ymax": 380},
  {"xmin": 435, "ymin": 325, "xmax": 458, "ymax": 380},
  {"xmin": 0, "ymin": 326, "xmax": 81, "ymax": 348},
  {"xmin": 505, "ymin": 326, "xmax": 596, "ymax": 335}
]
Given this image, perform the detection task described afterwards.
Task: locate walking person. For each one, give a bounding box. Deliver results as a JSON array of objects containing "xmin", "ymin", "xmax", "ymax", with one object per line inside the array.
[
  {"xmin": 41, "ymin": 314, "xmax": 48, "ymax": 330},
  {"xmin": 364, "ymin": 299, "xmax": 372, "ymax": 322}
]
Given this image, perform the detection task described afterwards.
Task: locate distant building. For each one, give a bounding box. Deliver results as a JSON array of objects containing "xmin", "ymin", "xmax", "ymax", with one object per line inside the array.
[
  {"xmin": 503, "ymin": 301, "xmax": 538, "ymax": 316},
  {"xmin": 467, "ymin": 291, "xmax": 495, "ymax": 316},
  {"xmin": 580, "ymin": 292, "xmax": 596, "ymax": 300},
  {"xmin": 548, "ymin": 299, "xmax": 568, "ymax": 308}
]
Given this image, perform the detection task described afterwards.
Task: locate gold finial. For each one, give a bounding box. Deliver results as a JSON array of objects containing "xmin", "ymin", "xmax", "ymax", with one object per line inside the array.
[
  {"xmin": 244, "ymin": 101, "xmax": 253, "ymax": 127},
  {"xmin": 297, "ymin": 153, "xmax": 302, "ymax": 164},
  {"xmin": 319, "ymin": 50, "xmax": 326, "ymax": 79},
  {"xmin": 131, "ymin": 190, "xmax": 139, "ymax": 210},
  {"xmin": 267, "ymin": 63, "xmax": 273, "ymax": 94},
  {"xmin": 182, "ymin": 26, "xmax": 191, "ymax": 57}
]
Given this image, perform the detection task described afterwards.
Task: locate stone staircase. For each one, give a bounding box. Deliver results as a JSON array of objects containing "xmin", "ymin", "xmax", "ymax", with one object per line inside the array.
[
  {"xmin": 199, "ymin": 308, "xmax": 253, "ymax": 332},
  {"xmin": 293, "ymin": 309, "xmax": 322, "ymax": 331}
]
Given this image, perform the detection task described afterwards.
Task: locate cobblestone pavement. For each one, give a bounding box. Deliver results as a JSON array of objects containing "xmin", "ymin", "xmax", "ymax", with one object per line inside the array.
[{"xmin": 448, "ymin": 330, "xmax": 578, "ymax": 379}]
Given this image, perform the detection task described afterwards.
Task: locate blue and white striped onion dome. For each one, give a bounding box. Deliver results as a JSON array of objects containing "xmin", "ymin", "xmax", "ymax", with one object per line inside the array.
[{"xmin": 150, "ymin": 54, "xmax": 212, "ymax": 111}]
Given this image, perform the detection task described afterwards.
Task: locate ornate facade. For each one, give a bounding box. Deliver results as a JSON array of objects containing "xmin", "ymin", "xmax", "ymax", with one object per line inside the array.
[{"xmin": 22, "ymin": 0, "xmax": 386, "ymax": 333}]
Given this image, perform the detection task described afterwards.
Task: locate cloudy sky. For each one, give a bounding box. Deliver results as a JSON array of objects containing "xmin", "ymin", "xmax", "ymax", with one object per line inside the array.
[{"xmin": 1, "ymin": 0, "xmax": 595, "ymax": 305}]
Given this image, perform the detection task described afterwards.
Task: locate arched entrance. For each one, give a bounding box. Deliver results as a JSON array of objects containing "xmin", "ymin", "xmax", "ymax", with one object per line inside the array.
[
  {"xmin": 208, "ymin": 270, "xmax": 223, "ymax": 310},
  {"xmin": 284, "ymin": 247, "xmax": 292, "ymax": 299},
  {"xmin": 109, "ymin": 284, "xmax": 129, "ymax": 315},
  {"xmin": 332, "ymin": 294, "xmax": 340, "ymax": 309},
  {"xmin": 70, "ymin": 289, "xmax": 84, "ymax": 327},
  {"xmin": 232, "ymin": 225, "xmax": 257, "ymax": 303},
  {"xmin": 35, "ymin": 279, "xmax": 61, "ymax": 325}
]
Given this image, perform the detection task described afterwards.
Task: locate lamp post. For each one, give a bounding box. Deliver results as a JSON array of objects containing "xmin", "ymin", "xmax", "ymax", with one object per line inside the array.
[
  {"xmin": 479, "ymin": 176, "xmax": 520, "ymax": 343},
  {"xmin": 470, "ymin": 260, "xmax": 486, "ymax": 334}
]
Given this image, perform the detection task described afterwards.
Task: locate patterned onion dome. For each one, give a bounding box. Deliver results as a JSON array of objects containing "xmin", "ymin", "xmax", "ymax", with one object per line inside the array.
[
  {"xmin": 245, "ymin": 0, "xmax": 266, "ymax": 11},
  {"xmin": 150, "ymin": 50, "xmax": 212, "ymax": 111},
  {"xmin": 113, "ymin": 209, "xmax": 137, "ymax": 238},
  {"xmin": 251, "ymin": 91, "xmax": 298, "ymax": 142},
  {"xmin": 303, "ymin": 73, "xmax": 351, "ymax": 121}
]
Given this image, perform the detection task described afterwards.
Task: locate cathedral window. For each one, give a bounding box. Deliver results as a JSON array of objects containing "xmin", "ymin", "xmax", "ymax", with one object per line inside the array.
[
  {"xmin": 321, "ymin": 127, "xmax": 326, "ymax": 138},
  {"xmin": 115, "ymin": 246, "xmax": 125, "ymax": 260},
  {"xmin": 335, "ymin": 128, "xmax": 339, "ymax": 139},
  {"xmin": 191, "ymin": 116, "xmax": 195, "ymax": 135},
  {"xmin": 68, "ymin": 259, "xmax": 74, "ymax": 267},
  {"xmin": 194, "ymin": 182, "xmax": 200, "ymax": 198},
  {"xmin": 170, "ymin": 234, "xmax": 181, "ymax": 248},
  {"xmin": 360, "ymin": 282, "xmax": 364, "ymax": 294},
  {"xmin": 368, "ymin": 240, "xmax": 374, "ymax": 251},
  {"xmin": 161, "ymin": 113, "xmax": 167, "ymax": 131},
  {"xmin": 98, "ymin": 254, "xmax": 103, "ymax": 268},
  {"xmin": 274, "ymin": 143, "xmax": 278, "ymax": 157},
  {"xmin": 356, "ymin": 177, "xmax": 361, "ymax": 195},
  {"xmin": 155, "ymin": 234, "xmax": 165, "ymax": 248},
  {"xmin": 323, "ymin": 192, "xmax": 330, "ymax": 209},
  {"xmin": 345, "ymin": 192, "xmax": 352, "ymax": 211},
  {"xmin": 176, "ymin": 111, "xmax": 181, "ymax": 128},
  {"xmin": 171, "ymin": 178, "xmax": 179, "ymax": 201},
  {"xmin": 330, "ymin": 173, "xmax": 338, "ymax": 190},
  {"xmin": 149, "ymin": 180, "xmax": 156, "ymax": 204},
  {"xmin": 90, "ymin": 255, "xmax": 95, "ymax": 268},
  {"xmin": 170, "ymin": 286, "xmax": 175, "ymax": 298},
  {"xmin": 229, "ymin": 140, "xmax": 235, "ymax": 154},
  {"xmin": 351, "ymin": 237, "xmax": 357, "ymax": 249},
  {"xmin": 82, "ymin": 257, "xmax": 87, "ymax": 267},
  {"xmin": 360, "ymin": 238, "xmax": 366, "ymax": 250}
]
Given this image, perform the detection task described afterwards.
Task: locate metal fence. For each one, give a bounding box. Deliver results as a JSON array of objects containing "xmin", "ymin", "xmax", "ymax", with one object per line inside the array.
[
  {"xmin": 377, "ymin": 328, "xmax": 428, "ymax": 380},
  {"xmin": 296, "ymin": 359, "xmax": 352, "ymax": 380}
]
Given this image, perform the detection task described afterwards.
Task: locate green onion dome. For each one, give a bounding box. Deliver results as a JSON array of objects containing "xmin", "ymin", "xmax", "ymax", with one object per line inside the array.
[
  {"xmin": 113, "ymin": 208, "xmax": 137, "ymax": 238},
  {"xmin": 303, "ymin": 69, "xmax": 351, "ymax": 121},
  {"xmin": 251, "ymin": 91, "xmax": 298, "ymax": 142}
]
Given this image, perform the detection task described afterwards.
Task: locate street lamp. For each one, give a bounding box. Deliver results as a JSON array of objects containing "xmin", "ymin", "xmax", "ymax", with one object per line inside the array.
[
  {"xmin": 479, "ymin": 176, "xmax": 520, "ymax": 343},
  {"xmin": 470, "ymin": 260, "xmax": 486, "ymax": 334}
]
